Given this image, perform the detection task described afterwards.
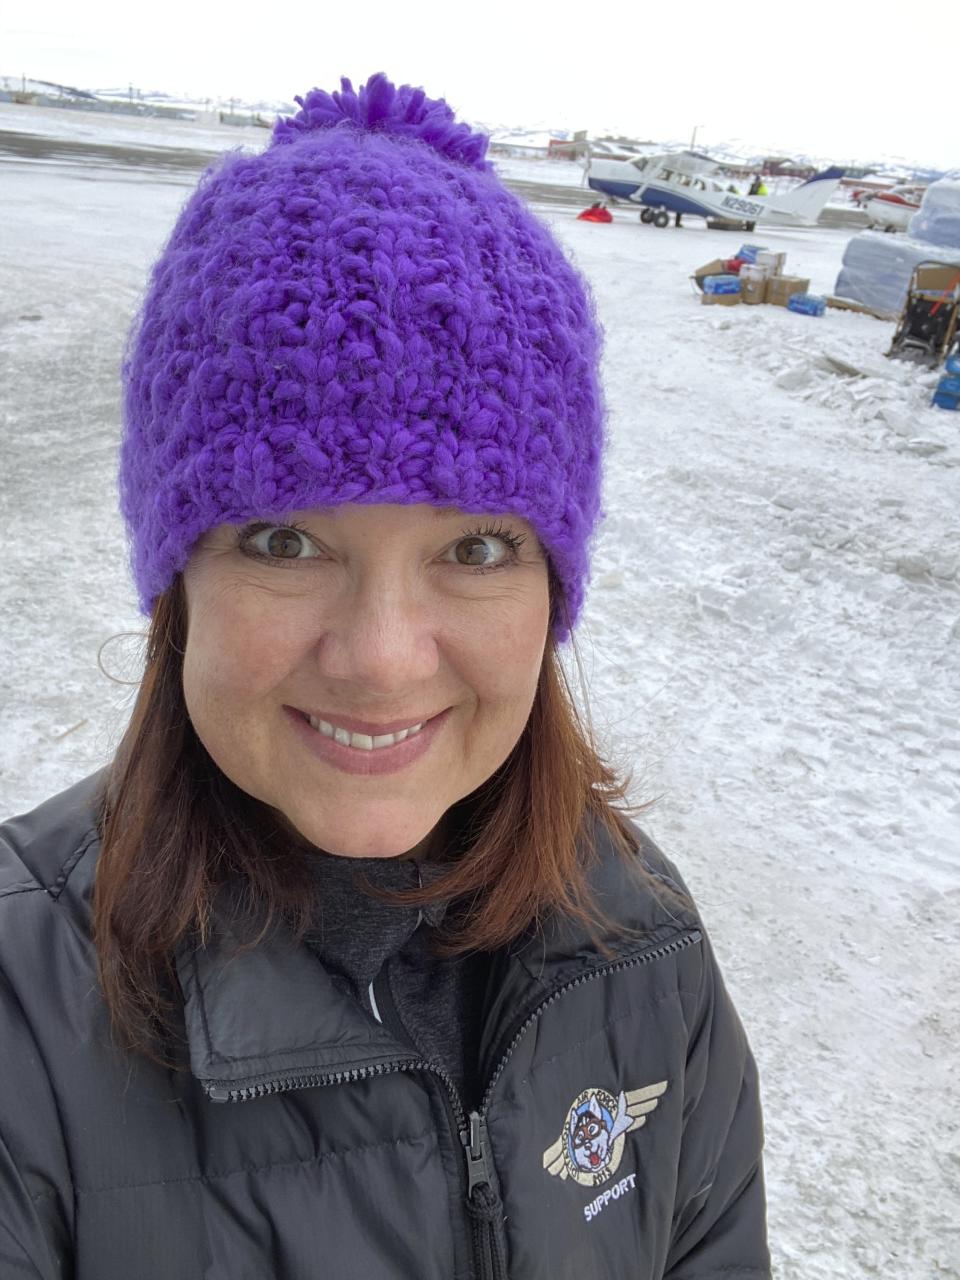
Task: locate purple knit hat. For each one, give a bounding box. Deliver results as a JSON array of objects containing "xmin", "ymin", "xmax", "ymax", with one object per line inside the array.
[{"xmin": 120, "ymin": 73, "xmax": 604, "ymax": 637}]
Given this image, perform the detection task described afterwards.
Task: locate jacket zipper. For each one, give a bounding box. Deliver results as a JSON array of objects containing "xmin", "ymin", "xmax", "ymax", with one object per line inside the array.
[
  {"xmin": 368, "ymin": 967, "xmax": 504, "ymax": 1278},
  {"xmin": 205, "ymin": 927, "xmax": 701, "ymax": 1279},
  {"xmin": 462, "ymin": 1110, "xmax": 506, "ymax": 1280}
]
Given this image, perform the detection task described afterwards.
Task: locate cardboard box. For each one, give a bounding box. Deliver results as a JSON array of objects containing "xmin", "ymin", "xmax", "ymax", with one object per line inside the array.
[
  {"xmin": 914, "ymin": 264, "xmax": 960, "ymax": 294},
  {"xmin": 701, "ymin": 292, "xmax": 741, "ymax": 307},
  {"xmin": 757, "ymin": 250, "xmax": 787, "ymax": 276},
  {"xmin": 694, "ymin": 258, "xmax": 729, "ymax": 288},
  {"xmin": 740, "ymin": 275, "xmax": 767, "ymax": 305},
  {"xmin": 765, "ymin": 275, "xmax": 810, "ymax": 307}
]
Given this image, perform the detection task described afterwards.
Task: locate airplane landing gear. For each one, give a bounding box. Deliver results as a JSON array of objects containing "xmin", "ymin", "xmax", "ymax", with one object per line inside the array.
[{"xmin": 640, "ymin": 207, "xmax": 676, "ymax": 228}]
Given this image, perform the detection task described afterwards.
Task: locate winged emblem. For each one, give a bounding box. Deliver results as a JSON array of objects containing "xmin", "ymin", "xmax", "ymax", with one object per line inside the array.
[{"xmin": 543, "ymin": 1080, "xmax": 668, "ymax": 1187}]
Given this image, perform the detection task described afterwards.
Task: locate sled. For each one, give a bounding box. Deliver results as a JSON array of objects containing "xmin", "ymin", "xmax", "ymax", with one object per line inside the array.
[
  {"xmin": 577, "ymin": 204, "xmax": 613, "ymax": 224},
  {"xmin": 886, "ymin": 261, "xmax": 960, "ymax": 368}
]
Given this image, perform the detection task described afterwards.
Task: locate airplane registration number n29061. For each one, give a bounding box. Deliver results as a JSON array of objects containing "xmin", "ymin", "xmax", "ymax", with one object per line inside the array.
[{"xmin": 720, "ymin": 195, "xmax": 764, "ymax": 217}]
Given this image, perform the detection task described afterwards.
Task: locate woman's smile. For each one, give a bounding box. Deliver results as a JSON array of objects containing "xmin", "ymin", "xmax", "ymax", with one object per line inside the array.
[
  {"xmin": 285, "ymin": 705, "xmax": 453, "ymax": 777},
  {"xmin": 296, "ymin": 706, "xmax": 447, "ymax": 745}
]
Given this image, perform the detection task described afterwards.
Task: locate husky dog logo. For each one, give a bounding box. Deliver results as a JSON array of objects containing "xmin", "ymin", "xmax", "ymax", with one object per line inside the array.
[{"xmin": 543, "ymin": 1081, "xmax": 667, "ymax": 1188}]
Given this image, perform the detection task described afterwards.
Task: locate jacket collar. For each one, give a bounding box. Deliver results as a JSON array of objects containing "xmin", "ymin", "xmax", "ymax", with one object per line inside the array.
[
  {"xmin": 176, "ymin": 916, "xmax": 414, "ymax": 1098},
  {"xmin": 174, "ymin": 819, "xmax": 699, "ymax": 1099}
]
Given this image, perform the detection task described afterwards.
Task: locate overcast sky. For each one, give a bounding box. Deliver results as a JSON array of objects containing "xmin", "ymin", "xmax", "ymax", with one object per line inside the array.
[{"xmin": 3, "ymin": 0, "xmax": 957, "ymax": 168}]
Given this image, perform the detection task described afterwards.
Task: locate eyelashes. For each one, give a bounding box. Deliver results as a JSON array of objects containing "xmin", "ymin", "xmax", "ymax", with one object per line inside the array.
[
  {"xmin": 236, "ymin": 518, "xmax": 528, "ymax": 572},
  {"xmin": 461, "ymin": 520, "xmax": 527, "ymax": 556}
]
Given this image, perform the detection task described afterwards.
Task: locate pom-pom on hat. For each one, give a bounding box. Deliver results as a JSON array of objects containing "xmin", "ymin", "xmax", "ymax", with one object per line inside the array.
[{"xmin": 120, "ymin": 73, "xmax": 605, "ymax": 637}]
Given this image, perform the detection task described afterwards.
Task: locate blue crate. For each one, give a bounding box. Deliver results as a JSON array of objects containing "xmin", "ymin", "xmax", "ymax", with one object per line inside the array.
[
  {"xmin": 932, "ymin": 389, "xmax": 960, "ymax": 411},
  {"xmin": 702, "ymin": 274, "xmax": 741, "ymax": 295},
  {"xmin": 736, "ymin": 244, "xmax": 769, "ymax": 263},
  {"xmin": 935, "ymin": 375, "xmax": 960, "ymax": 396},
  {"xmin": 787, "ymin": 293, "xmax": 826, "ymax": 317},
  {"xmin": 945, "ymin": 352, "xmax": 960, "ymax": 375}
]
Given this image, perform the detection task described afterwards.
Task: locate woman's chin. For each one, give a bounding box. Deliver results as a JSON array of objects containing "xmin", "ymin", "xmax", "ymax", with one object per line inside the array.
[{"xmin": 292, "ymin": 814, "xmax": 439, "ymax": 861}]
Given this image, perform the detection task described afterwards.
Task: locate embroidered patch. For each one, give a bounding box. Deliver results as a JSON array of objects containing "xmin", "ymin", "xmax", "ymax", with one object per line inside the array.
[{"xmin": 542, "ymin": 1081, "xmax": 667, "ymax": 1188}]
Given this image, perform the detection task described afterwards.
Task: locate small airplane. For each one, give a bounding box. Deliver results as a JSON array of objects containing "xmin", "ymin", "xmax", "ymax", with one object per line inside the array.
[
  {"xmin": 586, "ymin": 150, "xmax": 845, "ymax": 228},
  {"xmin": 862, "ymin": 184, "xmax": 925, "ymax": 233},
  {"xmin": 844, "ymin": 176, "xmax": 899, "ymax": 205}
]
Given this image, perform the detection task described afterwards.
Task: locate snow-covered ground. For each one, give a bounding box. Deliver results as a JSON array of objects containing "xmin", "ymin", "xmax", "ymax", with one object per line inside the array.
[
  {"xmin": 1, "ymin": 114, "xmax": 958, "ymax": 1278},
  {"xmin": 0, "ymin": 98, "xmax": 270, "ymax": 154}
]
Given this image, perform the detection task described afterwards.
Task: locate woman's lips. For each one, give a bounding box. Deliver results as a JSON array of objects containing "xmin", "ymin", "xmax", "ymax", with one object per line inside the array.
[{"xmin": 285, "ymin": 706, "xmax": 451, "ymax": 777}]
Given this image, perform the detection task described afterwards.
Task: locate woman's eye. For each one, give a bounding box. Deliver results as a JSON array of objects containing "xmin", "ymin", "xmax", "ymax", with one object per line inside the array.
[
  {"xmin": 447, "ymin": 534, "xmax": 512, "ymax": 569},
  {"xmin": 243, "ymin": 525, "xmax": 318, "ymax": 560}
]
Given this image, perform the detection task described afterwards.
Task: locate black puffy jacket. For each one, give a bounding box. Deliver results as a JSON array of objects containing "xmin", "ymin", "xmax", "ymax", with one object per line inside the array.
[{"xmin": 0, "ymin": 774, "xmax": 770, "ymax": 1279}]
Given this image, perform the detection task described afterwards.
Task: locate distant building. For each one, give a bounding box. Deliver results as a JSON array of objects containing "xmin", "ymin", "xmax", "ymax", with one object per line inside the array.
[
  {"xmin": 715, "ymin": 161, "xmax": 761, "ymax": 182},
  {"xmin": 547, "ymin": 131, "xmax": 588, "ymax": 161},
  {"xmin": 760, "ymin": 156, "xmax": 817, "ymax": 179}
]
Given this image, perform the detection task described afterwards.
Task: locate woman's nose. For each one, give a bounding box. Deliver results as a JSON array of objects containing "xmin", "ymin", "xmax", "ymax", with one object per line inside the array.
[{"xmin": 313, "ymin": 576, "xmax": 441, "ymax": 693}]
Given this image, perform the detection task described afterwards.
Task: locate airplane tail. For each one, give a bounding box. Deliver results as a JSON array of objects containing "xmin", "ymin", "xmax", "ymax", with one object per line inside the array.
[{"xmin": 766, "ymin": 166, "xmax": 846, "ymax": 224}]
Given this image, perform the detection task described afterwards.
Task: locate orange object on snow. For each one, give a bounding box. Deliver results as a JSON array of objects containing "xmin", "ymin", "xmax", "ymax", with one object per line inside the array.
[{"xmin": 577, "ymin": 204, "xmax": 613, "ymax": 223}]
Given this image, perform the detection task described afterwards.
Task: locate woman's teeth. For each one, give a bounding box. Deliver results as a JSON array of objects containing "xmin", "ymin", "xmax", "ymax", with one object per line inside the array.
[{"xmin": 306, "ymin": 716, "xmax": 425, "ymax": 750}]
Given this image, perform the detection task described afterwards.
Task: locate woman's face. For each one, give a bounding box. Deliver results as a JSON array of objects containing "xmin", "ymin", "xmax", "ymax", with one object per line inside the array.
[{"xmin": 181, "ymin": 504, "xmax": 551, "ymax": 858}]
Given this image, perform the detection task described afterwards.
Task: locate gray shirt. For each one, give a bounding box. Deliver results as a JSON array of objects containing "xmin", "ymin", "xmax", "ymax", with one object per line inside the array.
[{"xmin": 302, "ymin": 850, "xmax": 489, "ymax": 1107}]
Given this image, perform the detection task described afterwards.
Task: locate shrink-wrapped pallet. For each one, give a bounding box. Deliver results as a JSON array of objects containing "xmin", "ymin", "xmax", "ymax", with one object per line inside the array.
[
  {"xmin": 909, "ymin": 179, "xmax": 960, "ymax": 250},
  {"xmin": 833, "ymin": 230, "xmax": 960, "ymax": 315}
]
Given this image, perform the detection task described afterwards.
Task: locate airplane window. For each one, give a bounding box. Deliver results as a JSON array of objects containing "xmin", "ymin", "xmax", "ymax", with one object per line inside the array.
[{"xmin": 694, "ymin": 179, "xmax": 706, "ymax": 190}]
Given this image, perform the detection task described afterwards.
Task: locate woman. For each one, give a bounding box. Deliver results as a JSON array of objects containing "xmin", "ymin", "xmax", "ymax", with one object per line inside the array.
[{"xmin": 0, "ymin": 75, "xmax": 769, "ymax": 1279}]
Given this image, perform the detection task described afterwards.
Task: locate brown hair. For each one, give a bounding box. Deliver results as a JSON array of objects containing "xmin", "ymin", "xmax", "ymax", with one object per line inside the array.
[{"xmin": 94, "ymin": 576, "xmax": 645, "ymax": 1059}]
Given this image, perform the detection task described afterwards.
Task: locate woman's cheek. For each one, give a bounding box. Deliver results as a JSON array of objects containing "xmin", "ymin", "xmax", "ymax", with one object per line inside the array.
[{"xmin": 473, "ymin": 613, "xmax": 548, "ymax": 705}]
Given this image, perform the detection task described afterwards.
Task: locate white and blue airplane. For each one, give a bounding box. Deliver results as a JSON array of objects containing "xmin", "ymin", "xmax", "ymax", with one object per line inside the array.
[{"xmin": 587, "ymin": 150, "xmax": 845, "ymax": 228}]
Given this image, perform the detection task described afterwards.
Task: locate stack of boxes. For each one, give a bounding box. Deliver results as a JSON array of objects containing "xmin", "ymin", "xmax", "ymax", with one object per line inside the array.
[
  {"xmin": 694, "ymin": 245, "xmax": 824, "ymax": 312},
  {"xmin": 932, "ymin": 349, "xmax": 960, "ymax": 411},
  {"xmin": 755, "ymin": 250, "xmax": 808, "ymax": 308}
]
